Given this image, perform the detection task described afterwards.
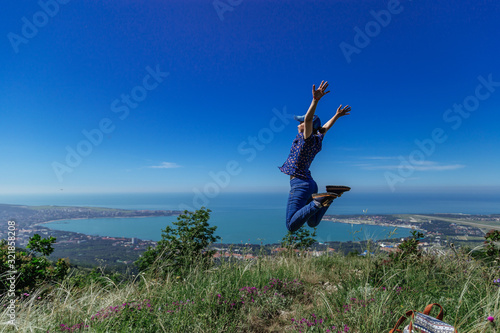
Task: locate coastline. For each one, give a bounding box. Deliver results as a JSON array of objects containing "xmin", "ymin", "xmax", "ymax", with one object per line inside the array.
[
  {"xmin": 19, "ymin": 205, "xmax": 495, "ymax": 245},
  {"xmin": 34, "ymin": 215, "xmax": 177, "ymax": 227},
  {"xmin": 38, "ymin": 215, "xmax": 417, "ymax": 238},
  {"xmin": 323, "ymin": 217, "xmax": 416, "ymax": 231},
  {"xmin": 38, "ymin": 215, "xmax": 407, "ymax": 228}
]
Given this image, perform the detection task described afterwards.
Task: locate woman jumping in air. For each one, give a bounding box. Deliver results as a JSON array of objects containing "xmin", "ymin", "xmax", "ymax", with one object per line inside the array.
[{"xmin": 279, "ymin": 81, "xmax": 351, "ymax": 232}]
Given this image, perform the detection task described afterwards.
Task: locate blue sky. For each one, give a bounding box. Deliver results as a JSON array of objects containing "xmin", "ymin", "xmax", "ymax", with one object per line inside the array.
[{"xmin": 1, "ymin": 0, "xmax": 499, "ymax": 195}]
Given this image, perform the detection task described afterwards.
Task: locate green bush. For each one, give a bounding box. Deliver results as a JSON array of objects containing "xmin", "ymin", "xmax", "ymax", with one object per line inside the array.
[
  {"xmin": 392, "ymin": 230, "xmax": 425, "ymax": 262},
  {"xmin": 26, "ymin": 233, "xmax": 56, "ymax": 256},
  {"xmin": 0, "ymin": 234, "xmax": 70, "ymax": 293},
  {"xmin": 281, "ymin": 226, "xmax": 317, "ymax": 251},
  {"xmin": 370, "ymin": 230, "xmax": 425, "ymax": 287},
  {"xmin": 484, "ymin": 229, "xmax": 500, "ymax": 259},
  {"xmin": 135, "ymin": 207, "xmax": 220, "ymax": 276},
  {"xmin": 469, "ymin": 229, "xmax": 500, "ymax": 264}
]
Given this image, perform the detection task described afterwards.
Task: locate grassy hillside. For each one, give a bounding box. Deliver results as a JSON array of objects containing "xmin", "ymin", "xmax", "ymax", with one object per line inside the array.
[{"xmin": 1, "ymin": 247, "xmax": 499, "ymax": 332}]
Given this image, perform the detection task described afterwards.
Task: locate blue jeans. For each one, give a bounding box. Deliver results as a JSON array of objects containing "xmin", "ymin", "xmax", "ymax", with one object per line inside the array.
[{"xmin": 285, "ymin": 177, "xmax": 330, "ymax": 232}]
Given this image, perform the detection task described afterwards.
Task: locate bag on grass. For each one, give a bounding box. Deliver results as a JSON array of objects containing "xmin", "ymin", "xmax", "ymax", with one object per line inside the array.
[{"xmin": 389, "ymin": 303, "xmax": 457, "ymax": 333}]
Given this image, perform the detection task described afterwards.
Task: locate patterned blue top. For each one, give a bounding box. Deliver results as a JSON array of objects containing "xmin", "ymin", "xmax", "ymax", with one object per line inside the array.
[{"xmin": 279, "ymin": 132, "xmax": 324, "ymax": 180}]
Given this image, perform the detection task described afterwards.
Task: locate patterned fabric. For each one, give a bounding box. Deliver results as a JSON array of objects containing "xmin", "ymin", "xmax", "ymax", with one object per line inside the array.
[
  {"xmin": 279, "ymin": 132, "xmax": 324, "ymax": 180},
  {"xmin": 403, "ymin": 313, "xmax": 456, "ymax": 333}
]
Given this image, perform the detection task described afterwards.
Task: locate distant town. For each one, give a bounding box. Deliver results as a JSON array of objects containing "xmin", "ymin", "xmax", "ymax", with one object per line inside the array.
[
  {"xmin": 1, "ymin": 203, "xmax": 499, "ymax": 271},
  {"xmin": 0, "ymin": 203, "xmax": 179, "ymax": 268}
]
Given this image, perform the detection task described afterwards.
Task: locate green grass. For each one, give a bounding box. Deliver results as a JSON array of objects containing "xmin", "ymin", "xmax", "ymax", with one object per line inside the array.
[{"xmin": 2, "ymin": 250, "xmax": 500, "ymax": 332}]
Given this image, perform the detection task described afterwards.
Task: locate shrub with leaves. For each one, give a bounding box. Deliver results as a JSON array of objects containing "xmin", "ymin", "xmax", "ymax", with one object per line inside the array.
[
  {"xmin": 26, "ymin": 233, "xmax": 56, "ymax": 256},
  {"xmin": 135, "ymin": 207, "xmax": 220, "ymax": 275},
  {"xmin": 281, "ymin": 227, "xmax": 317, "ymax": 251},
  {"xmin": 371, "ymin": 230, "xmax": 425, "ymax": 286},
  {"xmin": 391, "ymin": 230, "xmax": 424, "ymax": 262},
  {"xmin": 0, "ymin": 234, "xmax": 69, "ymax": 293},
  {"xmin": 484, "ymin": 229, "xmax": 500, "ymax": 260},
  {"xmin": 470, "ymin": 229, "xmax": 500, "ymax": 263}
]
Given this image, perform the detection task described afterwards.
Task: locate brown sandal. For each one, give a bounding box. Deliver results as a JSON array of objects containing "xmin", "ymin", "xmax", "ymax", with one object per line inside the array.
[
  {"xmin": 325, "ymin": 185, "xmax": 351, "ymax": 197},
  {"xmin": 312, "ymin": 192, "xmax": 338, "ymax": 207}
]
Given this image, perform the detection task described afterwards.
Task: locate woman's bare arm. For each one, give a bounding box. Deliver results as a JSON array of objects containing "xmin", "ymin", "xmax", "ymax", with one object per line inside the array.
[
  {"xmin": 321, "ymin": 104, "xmax": 351, "ymax": 135},
  {"xmin": 304, "ymin": 81, "xmax": 330, "ymax": 139}
]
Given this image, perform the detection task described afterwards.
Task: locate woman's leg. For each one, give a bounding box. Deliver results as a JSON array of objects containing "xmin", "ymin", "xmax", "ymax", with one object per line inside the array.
[
  {"xmin": 305, "ymin": 180, "xmax": 329, "ymax": 228},
  {"xmin": 306, "ymin": 181, "xmax": 335, "ymax": 227},
  {"xmin": 285, "ymin": 178, "xmax": 321, "ymax": 232},
  {"xmin": 306, "ymin": 204, "xmax": 330, "ymax": 228}
]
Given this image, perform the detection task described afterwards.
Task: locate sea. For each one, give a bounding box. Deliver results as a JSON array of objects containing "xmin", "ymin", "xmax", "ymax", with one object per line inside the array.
[{"xmin": 1, "ymin": 191, "xmax": 499, "ymax": 245}]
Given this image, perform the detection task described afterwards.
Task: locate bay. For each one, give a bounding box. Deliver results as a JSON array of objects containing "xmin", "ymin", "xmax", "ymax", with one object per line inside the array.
[
  {"xmin": 3, "ymin": 191, "xmax": 499, "ymax": 245},
  {"xmin": 43, "ymin": 212, "xmax": 408, "ymax": 245}
]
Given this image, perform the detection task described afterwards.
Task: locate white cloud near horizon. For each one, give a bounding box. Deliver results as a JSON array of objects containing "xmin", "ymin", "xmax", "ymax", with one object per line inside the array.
[
  {"xmin": 361, "ymin": 164, "xmax": 465, "ymax": 171},
  {"xmin": 355, "ymin": 159, "xmax": 465, "ymax": 171},
  {"xmin": 361, "ymin": 156, "xmax": 399, "ymax": 160},
  {"xmin": 148, "ymin": 162, "xmax": 182, "ymax": 169}
]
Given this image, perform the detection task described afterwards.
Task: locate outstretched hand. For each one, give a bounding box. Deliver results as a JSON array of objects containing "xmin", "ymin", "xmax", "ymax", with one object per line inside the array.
[
  {"xmin": 336, "ymin": 105, "xmax": 351, "ymax": 117},
  {"xmin": 312, "ymin": 81, "xmax": 330, "ymax": 101}
]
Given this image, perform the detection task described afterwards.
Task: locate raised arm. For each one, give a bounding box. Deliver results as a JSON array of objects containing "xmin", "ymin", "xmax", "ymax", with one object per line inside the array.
[
  {"xmin": 304, "ymin": 81, "xmax": 330, "ymax": 139},
  {"xmin": 321, "ymin": 104, "xmax": 351, "ymax": 135}
]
